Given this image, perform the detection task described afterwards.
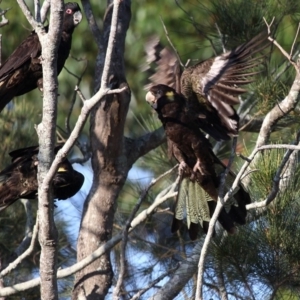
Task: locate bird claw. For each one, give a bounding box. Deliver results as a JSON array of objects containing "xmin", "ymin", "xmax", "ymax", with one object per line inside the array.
[
  {"xmin": 192, "ymin": 160, "xmax": 206, "ymax": 176},
  {"xmin": 178, "ymin": 161, "xmax": 188, "ymax": 176}
]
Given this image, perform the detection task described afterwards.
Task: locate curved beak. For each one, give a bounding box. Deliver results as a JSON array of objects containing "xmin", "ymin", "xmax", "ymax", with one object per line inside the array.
[
  {"xmin": 145, "ymin": 91, "xmax": 157, "ymax": 109},
  {"xmin": 73, "ymin": 11, "xmax": 83, "ymax": 26}
]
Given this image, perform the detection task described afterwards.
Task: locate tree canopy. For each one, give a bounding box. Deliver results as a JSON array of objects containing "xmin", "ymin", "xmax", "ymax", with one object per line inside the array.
[{"xmin": 0, "ymin": 0, "xmax": 300, "ymax": 299}]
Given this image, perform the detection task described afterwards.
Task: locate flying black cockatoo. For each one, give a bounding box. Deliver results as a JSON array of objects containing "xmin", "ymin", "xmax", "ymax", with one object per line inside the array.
[
  {"xmin": 0, "ymin": 145, "xmax": 84, "ymax": 212},
  {"xmin": 0, "ymin": 2, "xmax": 82, "ymax": 112},
  {"xmin": 144, "ymin": 32, "xmax": 269, "ymax": 141},
  {"xmin": 146, "ymin": 84, "xmax": 251, "ymax": 239}
]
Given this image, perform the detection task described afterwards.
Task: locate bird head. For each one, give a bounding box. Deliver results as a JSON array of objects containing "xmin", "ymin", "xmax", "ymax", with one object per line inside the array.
[
  {"xmin": 145, "ymin": 84, "xmax": 177, "ymax": 110},
  {"xmin": 63, "ymin": 2, "xmax": 83, "ymax": 32},
  {"xmin": 53, "ymin": 160, "xmax": 84, "ymax": 200}
]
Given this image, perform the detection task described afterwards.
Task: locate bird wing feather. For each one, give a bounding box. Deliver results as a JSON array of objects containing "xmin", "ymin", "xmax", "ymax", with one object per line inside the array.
[
  {"xmin": 0, "ymin": 32, "xmax": 41, "ymax": 81},
  {"xmin": 143, "ymin": 36, "xmax": 182, "ymax": 93}
]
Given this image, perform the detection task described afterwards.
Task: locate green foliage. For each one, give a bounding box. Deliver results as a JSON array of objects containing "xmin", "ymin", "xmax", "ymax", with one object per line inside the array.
[
  {"xmin": 253, "ymin": 76, "xmax": 290, "ymax": 116},
  {"xmin": 250, "ymin": 148, "xmax": 286, "ymax": 197},
  {"xmin": 0, "ymin": 0, "xmax": 300, "ymax": 298},
  {"xmin": 205, "ymin": 163, "xmax": 300, "ymax": 299},
  {"xmin": 0, "ymin": 100, "xmax": 40, "ymax": 169}
]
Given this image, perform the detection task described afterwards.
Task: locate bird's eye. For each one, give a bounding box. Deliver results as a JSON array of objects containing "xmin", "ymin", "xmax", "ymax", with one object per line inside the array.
[{"xmin": 66, "ymin": 8, "xmax": 73, "ymax": 14}]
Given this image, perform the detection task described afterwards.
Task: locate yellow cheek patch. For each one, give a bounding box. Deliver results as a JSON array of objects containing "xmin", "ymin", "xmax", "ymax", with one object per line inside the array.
[
  {"xmin": 165, "ymin": 91, "xmax": 174, "ymax": 100},
  {"xmin": 58, "ymin": 167, "xmax": 67, "ymax": 173}
]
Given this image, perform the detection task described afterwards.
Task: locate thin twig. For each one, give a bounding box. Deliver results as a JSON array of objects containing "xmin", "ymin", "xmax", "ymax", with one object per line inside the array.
[
  {"xmin": 16, "ymin": 0, "xmax": 42, "ymax": 30},
  {"xmin": 130, "ymin": 267, "xmax": 178, "ymax": 300},
  {"xmin": 74, "ymin": 85, "xmax": 87, "ymax": 103},
  {"xmin": 14, "ymin": 200, "xmax": 34, "ymax": 257},
  {"xmin": 215, "ymin": 22, "xmax": 226, "ymax": 53},
  {"xmin": 264, "ymin": 17, "xmax": 299, "ymax": 73},
  {"xmin": 0, "ymin": 216, "xmax": 39, "ymax": 278},
  {"xmin": 195, "ymin": 138, "xmax": 237, "ymax": 299},
  {"xmin": 113, "ymin": 165, "xmax": 178, "ymax": 299},
  {"xmin": 246, "ymin": 132, "xmax": 300, "ymax": 210},
  {"xmin": 0, "ymin": 175, "xmax": 178, "ymax": 296},
  {"xmin": 40, "ymin": 1, "xmax": 128, "ymax": 205},
  {"xmin": 160, "ymin": 16, "xmax": 184, "ymax": 68},
  {"xmin": 0, "ymin": 8, "xmax": 10, "ymax": 28},
  {"xmin": 63, "ymin": 57, "xmax": 88, "ymax": 134},
  {"xmin": 290, "ymin": 22, "xmax": 300, "ymax": 58}
]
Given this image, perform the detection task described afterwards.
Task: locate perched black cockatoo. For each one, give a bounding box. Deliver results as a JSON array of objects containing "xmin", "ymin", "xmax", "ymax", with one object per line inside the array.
[
  {"xmin": 0, "ymin": 2, "xmax": 82, "ymax": 112},
  {"xmin": 144, "ymin": 32, "xmax": 269, "ymax": 141},
  {"xmin": 146, "ymin": 84, "xmax": 251, "ymax": 239},
  {"xmin": 0, "ymin": 145, "xmax": 84, "ymax": 212}
]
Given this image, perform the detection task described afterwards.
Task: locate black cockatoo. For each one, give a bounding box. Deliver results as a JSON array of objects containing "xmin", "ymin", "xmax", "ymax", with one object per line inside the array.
[
  {"xmin": 0, "ymin": 145, "xmax": 84, "ymax": 212},
  {"xmin": 0, "ymin": 2, "xmax": 82, "ymax": 112},
  {"xmin": 144, "ymin": 32, "xmax": 269, "ymax": 141},
  {"xmin": 146, "ymin": 84, "xmax": 251, "ymax": 239}
]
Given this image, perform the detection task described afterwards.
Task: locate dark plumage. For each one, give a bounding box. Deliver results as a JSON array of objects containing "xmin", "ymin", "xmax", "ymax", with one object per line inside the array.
[
  {"xmin": 146, "ymin": 84, "xmax": 251, "ymax": 239},
  {"xmin": 0, "ymin": 145, "xmax": 84, "ymax": 212},
  {"xmin": 144, "ymin": 32, "xmax": 269, "ymax": 140},
  {"xmin": 0, "ymin": 2, "xmax": 82, "ymax": 112}
]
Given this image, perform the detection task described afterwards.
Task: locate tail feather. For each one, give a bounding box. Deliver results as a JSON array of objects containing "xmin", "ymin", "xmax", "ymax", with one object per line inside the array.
[{"xmin": 172, "ymin": 162, "xmax": 251, "ymax": 239}]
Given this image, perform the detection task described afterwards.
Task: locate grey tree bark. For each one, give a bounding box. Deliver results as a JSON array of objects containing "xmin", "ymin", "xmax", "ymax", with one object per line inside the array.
[
  {"xmin": 16, "ymin": 0, "xmax": 65, "ymax": 299},
  {"xmin": 73, "ymin": 1, "xmax": 132, "ymax": 298}
]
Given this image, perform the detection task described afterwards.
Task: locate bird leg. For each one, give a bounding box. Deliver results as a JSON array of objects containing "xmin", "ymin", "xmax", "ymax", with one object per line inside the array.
[{"xmin": 171, "ymin": 143, "xmax": 189, "ymax": 176}]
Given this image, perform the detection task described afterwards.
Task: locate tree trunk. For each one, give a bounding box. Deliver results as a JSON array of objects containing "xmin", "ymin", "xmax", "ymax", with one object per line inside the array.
[
  {"xmin": 37, "ymin": 1, "xmax": 64, "ymax": 299},
  {"xmin": 73, "ymin": 1, "xmax": 131, "ymax": 299}
]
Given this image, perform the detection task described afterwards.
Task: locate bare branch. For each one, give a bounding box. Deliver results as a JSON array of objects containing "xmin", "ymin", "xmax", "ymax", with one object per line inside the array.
[
  {"xmin": 0, "ymin": 217, "xmax": 39, "ymax": 278},
  {"xmin": 160, "ymin": 16, "xmax": 184, "ymax": 68},
  {"xmin": 126, "ymin": 127, "xmax": 165, "ymax": 166},
  {"xmin": 247, "ymin": 133, "xmax": 300, "ymax": 210},
  {"xmin": 113, "ymin": 165, "xmax": 178, "ymax": 298},
  {"xmin": 14, "ymin": 200, "xmax": 34, "ymax": 257},
  {"xmin": 196, "ymin": 138, "xmax": 237, "ymax": 299},
  {"xmin": 130, "ymin": 267, "xmax": 178, "ymax": 300},
  {"xmin": 149, "ymin": 242, "xmax": 203, "ymax": 300},
  {"xmin": 63, "ymin": 58, "xmax": 88, "ymax": 134},
  {"xmin": 81, "ymin": 0, "xmax": 102, "ymax": 47},
  {"xmin": 0, "ymin": 8, "xmax": 10, "ymax": 28},
  {"xmin": 215, "ymin": 22, "xmax": 227, "ymax": 53},
  {"xmin": 74, "ymin": 85, "xmax": 87, "ymax": 103},
  {"xmin": 0, "ymin": 175, "xmax": 178, "ymax": 297},
  {"xmin": 40, "ymin": 0, "xmax": 128, "ymax": 213},
  {"xmin": 264, "ymin": 17, "xmax": 299, "ymax": 72},
  {"xmin": 290, "ymin": 22, "xmax": 300, "ymax": 58},
  {"xmin": 255, "ymin": 65, "xmax": 300, "ymax": 149},
  {"xmin": 16, "ymin": 0, "xmax": 42, "ymax": 31},
  {"xmin": 34, "ymin": 0, "xmax": 41, "ymax": 22},
  {"xmin": 40, "ymin": 0, "xmax": 50, "ymax": 23},
  {"xmin": 215, "ymin": 260, "xmax": 228, "ymax": 300}
]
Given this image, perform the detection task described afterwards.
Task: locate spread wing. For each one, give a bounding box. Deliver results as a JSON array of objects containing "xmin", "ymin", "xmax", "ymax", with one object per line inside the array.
[
  {"xmin": 143, "ymin": 36, "xmax": 182, "ymax": 93},
  {"xmin": 190, "ymin": 31, "xmax": 269, "ymax": 136}
]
